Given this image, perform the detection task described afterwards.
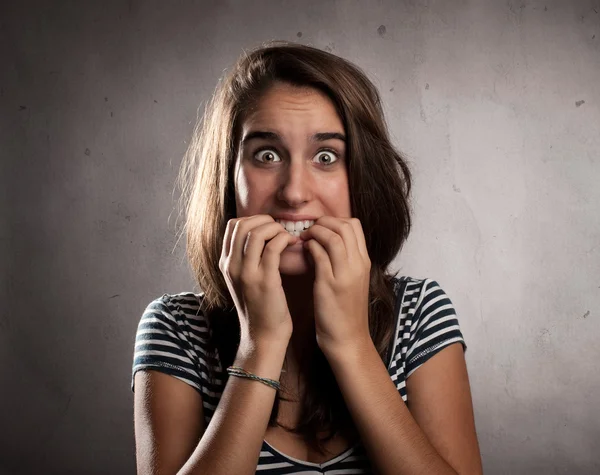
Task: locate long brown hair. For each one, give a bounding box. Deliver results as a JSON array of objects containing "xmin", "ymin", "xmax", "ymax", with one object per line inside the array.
[{"xmin": 175, "ymin": 40, "xmax": 413, "ymax": 454}]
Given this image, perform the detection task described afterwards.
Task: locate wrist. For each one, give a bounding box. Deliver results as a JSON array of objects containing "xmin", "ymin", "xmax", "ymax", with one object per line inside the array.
[
  {"xmin": 234, "ymin": 337, "xmax": 289, "ymax": 382},
  {"xmin": 240, "ymin": 323, "xmax": 292, "ymax": 350},
  {"xmin": 237, "ymin": 336, "xmax": 289, "ymax": 358}
]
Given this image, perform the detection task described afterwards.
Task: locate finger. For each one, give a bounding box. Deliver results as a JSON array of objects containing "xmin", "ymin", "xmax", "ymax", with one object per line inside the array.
[
  {"xmin": 303, "ymin": 238, "xmax": 333, "ymax": 281},
  {"xmin": 348, "ymin": 218, "xmax": 370, "ymax": 263},
  {"xmin": 336, "ymin": 218, "xmax": 361, "ymax": 262},
  {"xmin": 222, "ymin": 217, "xmax": 240, "ymax": 261},
  {"xmin": 241, "ymin": 220, "xmax": 299, "ymax": 274},
  {"xmin": 230, "ymin": 215, "xmax": 273, "ymax": 263},
  {"xmin": 302, "ymin": 226, "xmax": 345, "ymax": 279},
  {"xmin": 260, "ymin": 230, "xmax": 299, "ymax": 274},
  {"xmin": 302, "ymin": 216, "xmax": 359, "ymax": 278}
]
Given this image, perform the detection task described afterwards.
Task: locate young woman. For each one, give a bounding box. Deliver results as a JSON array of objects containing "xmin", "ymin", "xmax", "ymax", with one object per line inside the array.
[{"xmin": 132, "ymin": 40, "xmax": 483, "ymax": 475}]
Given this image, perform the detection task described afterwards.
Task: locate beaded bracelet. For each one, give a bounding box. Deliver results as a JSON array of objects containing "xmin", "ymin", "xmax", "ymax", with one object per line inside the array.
[{"xmin": 226, "ymin": 365, "xmax": 282, "ymax": 391}]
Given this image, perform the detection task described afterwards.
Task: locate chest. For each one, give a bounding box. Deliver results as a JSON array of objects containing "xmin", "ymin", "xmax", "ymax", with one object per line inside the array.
[
  {"xmin": 264, "ymin": 425, "xmax": 356, "ymax": 464},
  {"xmin": 263, "ymin": 392, "xmax": 358, "ymax": 464}
]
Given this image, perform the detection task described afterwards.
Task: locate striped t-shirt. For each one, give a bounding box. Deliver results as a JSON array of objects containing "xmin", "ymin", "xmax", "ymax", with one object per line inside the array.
[{"xmin": 131, "ymin": 276, "xmax": 466, "ymax": 474}]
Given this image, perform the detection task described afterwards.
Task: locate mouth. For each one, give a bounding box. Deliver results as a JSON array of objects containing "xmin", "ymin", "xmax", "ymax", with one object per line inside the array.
[{"xmin": 275, "ymin": 218, "xmax": 315, "ymax": 237}]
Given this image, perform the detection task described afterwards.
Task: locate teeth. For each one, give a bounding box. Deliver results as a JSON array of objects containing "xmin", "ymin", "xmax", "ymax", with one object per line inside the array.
[{"xmin": 276, "ymin": 219, "xmax": 315, "ymax": 235}]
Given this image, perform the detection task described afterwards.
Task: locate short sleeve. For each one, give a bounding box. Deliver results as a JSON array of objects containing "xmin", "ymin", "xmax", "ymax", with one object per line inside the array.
[
  {"xmin": 131, "ymin": 294, "xmax": 204, "ymax": 395},
  {"xmin": 405, "ymin": 279, "xmax": 467, "ymax": 378}
]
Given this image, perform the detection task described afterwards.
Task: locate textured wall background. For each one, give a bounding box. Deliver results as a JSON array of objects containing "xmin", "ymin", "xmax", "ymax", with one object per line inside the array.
[{"xmin": 1, "ymin": 1, "xmax": 599, "ymax": 474}]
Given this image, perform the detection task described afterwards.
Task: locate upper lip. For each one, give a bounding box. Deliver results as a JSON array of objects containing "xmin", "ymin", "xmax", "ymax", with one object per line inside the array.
[{"xmin": 272, "ymin": 214, "xmax": 319, "ymax": 221}]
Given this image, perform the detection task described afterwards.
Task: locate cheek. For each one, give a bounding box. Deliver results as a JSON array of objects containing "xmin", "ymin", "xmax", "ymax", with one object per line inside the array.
[
  {"xmin": 235, "ymin": 167, "xmax": 274, "ymax": 212},
  {"xmin": 234, "ymin": 182, "xmax": 250, "ymax": 213},
  {"xmin": 321, "ymin": 179, "xmax": 351, "ymax": 211},
  {"xmin": 235, "ymin": 166, "xmax": 260, "ymax": 208}
]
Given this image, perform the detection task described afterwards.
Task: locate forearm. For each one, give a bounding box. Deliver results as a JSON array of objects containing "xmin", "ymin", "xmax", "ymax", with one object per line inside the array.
[
  {"xmin": 178, "ymin": 339, "xmax": 287, "ymax": 475},
  {"xmin": 323, "ymin": 339, "xmax": 458, "ymax": 475}
]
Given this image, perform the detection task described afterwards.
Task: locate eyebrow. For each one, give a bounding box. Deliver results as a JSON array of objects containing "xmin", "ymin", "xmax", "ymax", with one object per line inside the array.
[{"xmin": 241, "ymin": 130, "xmax": 346, "ymax": 146}]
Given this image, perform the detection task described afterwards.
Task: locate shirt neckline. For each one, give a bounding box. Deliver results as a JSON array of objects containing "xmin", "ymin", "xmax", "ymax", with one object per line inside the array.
[{"xmin": 262, "ymin": 439, "xmax": 361, "ymax": 468}]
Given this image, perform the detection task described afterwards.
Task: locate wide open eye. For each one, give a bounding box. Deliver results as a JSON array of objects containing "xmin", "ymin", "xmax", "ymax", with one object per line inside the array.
[
  {"xmin": 253, "ymin": 147, "xmax": 340, "ymax": 166},
  {"xmin": 254, "ymin": 148, "xmax": 282, "ymax": 164},
  {"xmin": 313, "ymin": 149, "xmax": 339, "ymax": 166}
]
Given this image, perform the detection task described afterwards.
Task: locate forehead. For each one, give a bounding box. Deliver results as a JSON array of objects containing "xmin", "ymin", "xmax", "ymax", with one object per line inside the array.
[{"xmin": 243, "ymin": 84, "xmax": 342, "ymax": 125}]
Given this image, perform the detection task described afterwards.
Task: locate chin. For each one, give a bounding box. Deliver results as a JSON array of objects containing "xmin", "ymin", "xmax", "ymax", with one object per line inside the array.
[{"xmin": 278, "ymin": 247, "xmax": 313, "ymax": 275}]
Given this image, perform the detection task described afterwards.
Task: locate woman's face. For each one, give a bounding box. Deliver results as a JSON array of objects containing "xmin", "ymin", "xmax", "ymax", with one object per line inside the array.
[{"xmin": 233, "ymin": 82, "xmax": 351, "ymax": 275}]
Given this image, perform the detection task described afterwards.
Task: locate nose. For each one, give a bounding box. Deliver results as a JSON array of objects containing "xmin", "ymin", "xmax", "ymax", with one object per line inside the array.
[{"xmin": 276, "ymin": 156, "xmax": 314, "ymax": 206}]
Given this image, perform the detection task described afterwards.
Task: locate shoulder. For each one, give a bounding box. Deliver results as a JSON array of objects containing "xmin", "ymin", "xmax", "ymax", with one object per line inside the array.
[
  {"xmin": 132, "ymin": 291, "xmax": 218, "ymax": 393},
  {"xmin": 153, "ymin": 291, "xmax": 207, "ymax": 318},
  {"xmin": 391, "ymin": 275, "xmax": 457, "ymax": 317},
  {"xmin": 133, "ymin": 290, "xmax": 214, "ymax": 371},
  {"xmin": 141, "ymin": 291, "xmax": 209, "ymax": 330},
  {"xmin": 389, "ymin": 275, "xmax": 466, "ymax": 377}
]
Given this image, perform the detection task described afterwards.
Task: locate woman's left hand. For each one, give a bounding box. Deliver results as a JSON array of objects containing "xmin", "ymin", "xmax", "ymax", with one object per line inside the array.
[{"xmin": 299, "ymin": 216, "xmax": 372, "ymax": 353}]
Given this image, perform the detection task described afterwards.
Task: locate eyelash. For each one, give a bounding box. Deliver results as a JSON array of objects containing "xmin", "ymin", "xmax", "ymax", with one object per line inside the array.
[{"xmin": 252, "ymin": 146, "xmax": 341, "ymax": 167}]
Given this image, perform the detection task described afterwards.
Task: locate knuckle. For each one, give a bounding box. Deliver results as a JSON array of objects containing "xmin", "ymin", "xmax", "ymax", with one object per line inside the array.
[
  {"xmin": 263, "ymin": 247, "xmax": 276, "ymax": 257},
  {"xmin": 245, "ymin": 231, "xmax": 259, "ymax": 247}
]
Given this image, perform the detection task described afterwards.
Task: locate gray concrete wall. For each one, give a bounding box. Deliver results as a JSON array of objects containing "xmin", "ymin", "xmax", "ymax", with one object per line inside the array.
[{"xmin": 1, "ymin": 1, "xmax": 598, "ymax": 474}]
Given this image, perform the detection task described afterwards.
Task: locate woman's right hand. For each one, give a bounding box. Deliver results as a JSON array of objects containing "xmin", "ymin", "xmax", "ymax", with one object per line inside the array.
[{"xmin": 219, "ymin": 214, "xmax": 298, "ymax": 347}]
